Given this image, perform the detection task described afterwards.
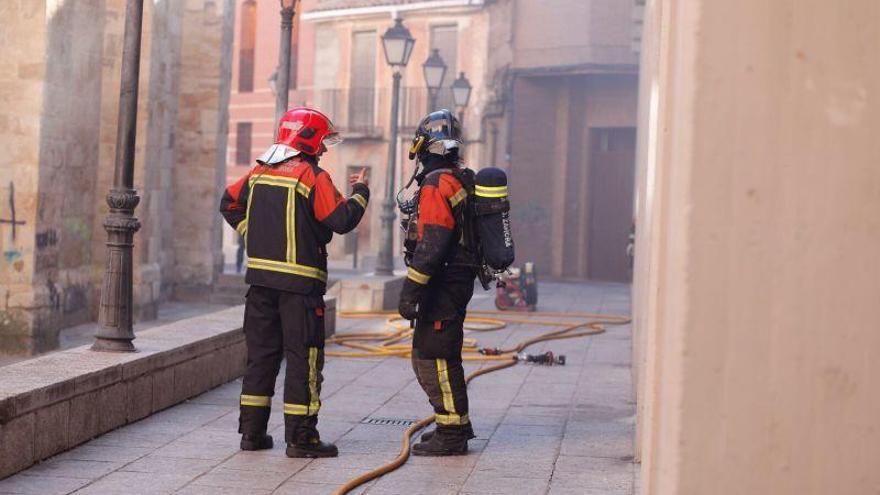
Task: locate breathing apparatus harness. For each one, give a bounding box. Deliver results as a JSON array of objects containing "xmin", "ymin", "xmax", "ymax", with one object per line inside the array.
[{"xmin": 396, "ymin": 148, "xmax": 512, "ymax": 291}]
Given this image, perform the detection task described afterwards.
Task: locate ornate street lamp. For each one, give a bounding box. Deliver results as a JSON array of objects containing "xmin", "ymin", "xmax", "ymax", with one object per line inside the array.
[
  {"xmin": 93, "ymin": 0, "xmax": 146, "ymax": 352},
  {"xmin": 451, "ymin": 71, "xmax": 472, "ymax": 123},
  {"xmin": 375, "ymin": 18, "xmax": 415, "ymax": 277},
  {"xmin": 422, "ymin": 49, "xmax": 447, "ymax": 112},
  {"xmin": 275, "ymin": 0, "xmax": 297, "ymax": 127}
]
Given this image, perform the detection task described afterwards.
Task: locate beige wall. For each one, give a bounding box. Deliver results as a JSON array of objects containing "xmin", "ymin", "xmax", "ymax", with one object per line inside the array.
[
  {"xmin": 512, "ymin": 0, "xmax": 639, "ymax": 69},
  {"xmin": 633, "ymin": 0, "xmax": 880, "ymax": 493}
]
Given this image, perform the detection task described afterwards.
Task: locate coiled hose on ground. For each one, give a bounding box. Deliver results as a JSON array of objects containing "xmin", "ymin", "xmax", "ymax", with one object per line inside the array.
[{"xmin": 327, "ymin": 310, "xmax": 631, "ymax": 495}]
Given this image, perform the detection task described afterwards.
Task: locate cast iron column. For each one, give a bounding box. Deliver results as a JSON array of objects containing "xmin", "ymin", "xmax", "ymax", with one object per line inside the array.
[
  {"xmin": 428, "ymin": 90, "xmax": 438, "ymax": 113},
  {"xmin": 275, "ymin": 5, "xmax": 295, "ymax": 126},
  {"xmin": 93, "ymin": 0, "xmax": 145, "ymax": 352},
  {"xmin": 374, "ymin": 70, "xmax": 402, "ymax": 276}
]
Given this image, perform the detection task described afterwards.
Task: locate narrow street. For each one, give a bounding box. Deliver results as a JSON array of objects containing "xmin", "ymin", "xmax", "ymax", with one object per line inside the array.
[{"xmin": 0, "ymin": 282, "xmax": 635, "ymax": 495}]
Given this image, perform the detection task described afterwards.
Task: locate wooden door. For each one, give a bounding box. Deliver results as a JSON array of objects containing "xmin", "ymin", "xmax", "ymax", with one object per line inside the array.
[{"xmin": 587, "ymin": 128, "xmax": 636, "ymax": 282}]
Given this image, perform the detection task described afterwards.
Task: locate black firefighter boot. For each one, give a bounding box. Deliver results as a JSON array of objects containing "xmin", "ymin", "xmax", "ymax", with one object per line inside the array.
[
  {"xmin": 285, "ymin": 417, "xmax": 338, "ymax": 458},
  {"xmin": 419, "ymin": 422, "xmax": 475, "ymax": 443},
  {"xmin": 412, "ymin": 425, "xmax": 471, "ymax": 456},
  {"xmin": 239, "ymin": 407, "xmax": 273, "ymax": 451},
  {"xmin": 241, "ymin": 433, "xmax": 274, "ymax": 451}
]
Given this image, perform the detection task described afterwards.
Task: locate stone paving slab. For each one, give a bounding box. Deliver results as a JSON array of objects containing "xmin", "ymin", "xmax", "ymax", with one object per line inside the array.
[{"xmin": 0, "ymin": 281, "xmax": 636, "ymax": 495}]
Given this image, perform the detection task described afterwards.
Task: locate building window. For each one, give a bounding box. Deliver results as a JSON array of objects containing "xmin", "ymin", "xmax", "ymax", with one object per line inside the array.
[
  {"xmin": 238, "ymin": 0, "xmax": 257, "ymax": 92},
  {"xmin": 349, "ymin": 31, "xmax": 377, "ymax": 132},
  {"xmin": 235, "ymin": 122, "xmax": 253, "ymax": 165},
  {"xmin": 430, "ymin": 25, "xmax": 458, "ymax": 97}
]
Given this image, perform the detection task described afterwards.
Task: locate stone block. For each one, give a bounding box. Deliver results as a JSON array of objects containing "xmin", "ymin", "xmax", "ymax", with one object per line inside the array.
[
  {"xmin": 9, "ymin": 378, "xmax": 77, "ymax": 418},
  {"xmin": 190, "ymin": 468, "xmax": 290, "ymax": 491},
  {"xmin": 230, "ymin": 340, "xmax": 247, "ymax": 379},
  {"xmin": 34, "ymin": 400, "xmax": 69, "ymax": 460},
  {"xmin": 75, "ymin": 365, "xmax": 123, "ymax": 395},
  {"xmin": 0, "ymin": 474, "xmax": 89, "ymax": 495},
  {"xmin": 151, "ymin": 367, "xmax": 176, "ymax": 412},
  {"xmin": 68, "ymin": 390, "xmax": 101, "ymax": 447},
  {"xmin": 70, "ymin": 471, "xmax": 192, "ymax": 495},
  {"xmin": 120, "ymin": 348, "xmax": 168, "ymax": 381},
  {"xmin": 98, "ymin": 383, "xmax": 128, "ymax": 433},
  {"xmin": 336, "ymin": 275, "xmax": 404, "ymax": 312},
  {"xmin": 324, "ymin": 295, "xmax": 337, "ymax": 337},
  {"xmin": 0, "ymin": 412, "xmax": 35, "ymax": 479},
  {"xmin": 216, "ymin": 340, "xmax": 246, "ymax": 384},
  {"xmin": 126, "ymin": 374, "xmax": 154, "ymax": 422},
  {"xmin": 172, "ymin": 353, "xmax": 213, "ymax": 403}
]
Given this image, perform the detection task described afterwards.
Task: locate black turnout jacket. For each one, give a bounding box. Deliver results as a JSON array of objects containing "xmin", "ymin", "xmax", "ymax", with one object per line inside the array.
[{"xmin": 220, "ymin": 156, "xmax": 369, "ymax": 295}]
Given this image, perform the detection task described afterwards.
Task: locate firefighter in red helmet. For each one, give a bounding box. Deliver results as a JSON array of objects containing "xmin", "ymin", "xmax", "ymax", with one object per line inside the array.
[
  {"xmin": 398, "ymin": 109, "xmax": 479, "ymax": 456},
  {"xmin": 220, "ymin": 107, "xmax": 369, "ymax": 458}
]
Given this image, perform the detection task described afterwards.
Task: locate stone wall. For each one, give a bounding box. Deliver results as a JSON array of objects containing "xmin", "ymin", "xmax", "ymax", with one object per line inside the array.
[
  {"xmin": 172, "ymin": 0, "xmax": 234, "ymax": 300},
  {"xmin": 0, "ymin": 306, "xmax": 248, "ymax": 479},
  {"xmin": 0, "ymin": 1, "xmax": 46, "ymax": 353},
  {"xmin": 0, "ymin": 0, "xmax": 235, "ymax": 354}
]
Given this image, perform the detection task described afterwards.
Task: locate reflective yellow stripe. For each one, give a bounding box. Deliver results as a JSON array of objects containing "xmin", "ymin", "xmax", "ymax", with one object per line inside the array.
[
  {"xmin": 449, "ymin": 188, "xmax": 467, "ymax": 207},
  {"xmin": 235, "ymin": 220, "xmax": 247, "ymax": 237},
  {"xmin": 247, "ymin": 258, "xmax": 328, "ymax": 282},
  {"xmin": 245, "ymin": 182, "xmax": 255, "ymax": 234},
  {"xmin": 249, "ymin": 175, "xmax": 311, "ymax": 197},
  {"xmin": 308, "ymin": 347, "xmax": 321, "ymax": 415},
  {"xmin": 284, "ymin": 403, "xmax": 310, "ymax": 416},
  {"xmin": 240, "ymin": 394, "xmax": 270, "ymax": 407},
  {"xmin": 436, "ymin": 413, "xmax": 469, "ymax": 425},
  {"xmin": 475, "ymin": 185, "xmax": 508, "ymax": 198},
  {"xmin": 436, "ymin": 359, "xmax": 457, "ymax": 415},
  {"xmin": 286, "ymin": 187, "xmax": 296, "ymax": 262},
  {"xmin": 407, "ymin": 267, "xmax": 431, "ymax": 285},
  {"xmin": 351, "ymin": 193, "xmax": 368, "ymax": 209}
]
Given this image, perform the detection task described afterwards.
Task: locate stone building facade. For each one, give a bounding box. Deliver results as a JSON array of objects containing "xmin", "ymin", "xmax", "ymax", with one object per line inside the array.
[{"xmin": 0, "ymin": 0, "xmax": 235, "ymax": 354}]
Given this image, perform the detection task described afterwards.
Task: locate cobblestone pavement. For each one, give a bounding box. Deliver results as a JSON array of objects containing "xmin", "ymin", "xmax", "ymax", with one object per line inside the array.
[{"xmin": 0, "ymin": 281, "xmax": 636, "ymax": 495}]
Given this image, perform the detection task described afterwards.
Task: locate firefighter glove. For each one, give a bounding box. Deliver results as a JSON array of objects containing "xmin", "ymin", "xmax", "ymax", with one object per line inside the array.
[{"xmin": 399, "ymin": 298, "xmax": 419, "ymax": 321}]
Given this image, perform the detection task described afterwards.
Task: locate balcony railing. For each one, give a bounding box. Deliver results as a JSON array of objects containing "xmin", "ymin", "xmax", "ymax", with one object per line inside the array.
[
  {"xmin": 289, "ymin": 88, "xmax": 387, "ymax": 139},
  {"xmin": 400, "ymin": 87, "xmax": 456, "ymax": 130},
  {"xmin": 287, "ymin": 87, "xmax": 458, "ymax": 139}
]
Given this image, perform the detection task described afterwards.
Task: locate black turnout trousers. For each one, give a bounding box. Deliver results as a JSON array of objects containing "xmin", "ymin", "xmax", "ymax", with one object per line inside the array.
[
  {"xmin": 410, "ymin": 266, "xmax": 475, "ymax": 430},
  {"xmin": 238, "ymin": 285, "xmax": 326, "ymax": 443}
]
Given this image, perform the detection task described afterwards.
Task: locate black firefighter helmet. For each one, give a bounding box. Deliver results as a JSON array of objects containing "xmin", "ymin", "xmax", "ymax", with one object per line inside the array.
[{"xmin": 408, "ymin": 109, "xmax": 462, "ymax": 161}]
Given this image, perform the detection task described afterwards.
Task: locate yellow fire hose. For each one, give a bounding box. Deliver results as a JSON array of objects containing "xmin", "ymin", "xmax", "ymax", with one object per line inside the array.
[{"xmin": 328, "ymin": 309, "xmax": 631, "ymax": 495}]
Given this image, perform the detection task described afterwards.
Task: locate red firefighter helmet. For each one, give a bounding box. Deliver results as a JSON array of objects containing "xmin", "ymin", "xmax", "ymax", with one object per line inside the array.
[{"xmin": 257, "ymin": 107, "xmax": 343, "ymax": 165}]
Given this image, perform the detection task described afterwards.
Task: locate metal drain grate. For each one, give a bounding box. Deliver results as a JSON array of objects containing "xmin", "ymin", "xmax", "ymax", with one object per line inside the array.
[{"xmin": 361, "ymin": 417, "xmax": 417, "ymax": 427}]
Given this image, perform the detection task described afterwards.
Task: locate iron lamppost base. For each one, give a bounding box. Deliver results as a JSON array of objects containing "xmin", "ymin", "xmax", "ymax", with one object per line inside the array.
[{"xmin": 93, "ymin": 188, "xmax": 140, "ymax": 353}]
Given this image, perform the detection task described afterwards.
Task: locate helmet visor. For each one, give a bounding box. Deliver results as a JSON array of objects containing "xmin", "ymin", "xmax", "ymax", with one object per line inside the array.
[
  {"xmin": 323, "ymin": 132, "xmax": 344, "ymax": 148},
  {"xmin": 426, "ymin": 139, "xmax": 460, "ymax": 156}
]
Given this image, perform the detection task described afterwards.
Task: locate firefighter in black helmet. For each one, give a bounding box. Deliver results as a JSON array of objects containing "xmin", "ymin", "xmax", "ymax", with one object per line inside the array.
[
  {"xmin": 220, "ymin": 107, "xmax": 370, "ymax": 458},
  {"xmin": 398, "ymin": 109, "xmax": 479, "ymax": 456}
]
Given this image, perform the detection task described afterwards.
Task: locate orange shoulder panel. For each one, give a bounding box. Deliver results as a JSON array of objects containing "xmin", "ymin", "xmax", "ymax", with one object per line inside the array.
[
  {"xmin": 418, "ymin": 184, "xmax": 455, "ymax": 236},
  {"xmin": 437, "ymin": 172, "xmax": 463, "ymax": 200},
  {"xmin": 312, "ymin": 170, "xmax": 344, "ymax": 222}
]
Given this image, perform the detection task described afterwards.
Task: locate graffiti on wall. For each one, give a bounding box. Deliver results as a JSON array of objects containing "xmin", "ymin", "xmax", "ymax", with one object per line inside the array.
[
  {"xmin": 1, "ymin": 181, "xmax": 26, "ymax": 271},
  {"xmin": 0, "ymin": 182, "xmax": 26, "ymax": 241},
  {"xmin": 36, "ymin": 229, "xmax": 58, "ymax": 249}
]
